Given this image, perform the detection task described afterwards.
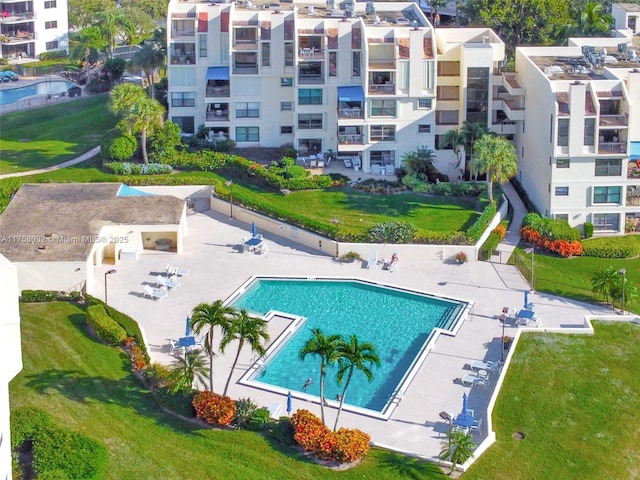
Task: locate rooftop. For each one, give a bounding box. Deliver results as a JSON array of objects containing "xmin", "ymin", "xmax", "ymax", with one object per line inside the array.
[{"xmin": 617, "ymin": 3, "xmax": 640, "ymax": 13}]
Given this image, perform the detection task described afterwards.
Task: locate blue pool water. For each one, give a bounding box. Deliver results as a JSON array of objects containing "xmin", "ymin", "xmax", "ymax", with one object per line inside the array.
[
  {"xmin": 0, "ymin": 80, "xmax": 75, "ymax": 105},
  {"xmin": 117, "ymin": 184, "xmax": 156, "ymax": 197},
  {"xmin": 232, "ymin": 279, "xmax": 466, "ymax": 412}
]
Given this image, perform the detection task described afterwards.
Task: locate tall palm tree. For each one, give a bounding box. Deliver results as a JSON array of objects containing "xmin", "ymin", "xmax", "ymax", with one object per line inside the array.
[
  {"xmin": 591, "ymin": 266, "xmax": 619, "ymax": 306},
  {"xmin": 69, "ymin": 27, "xmax": 107, "ymax": 80},
  {"xmin": 573, "ymin": 1, "xmax": 613, "ymax": 37},
  {"xmin": 130, "ymin": 43, "xmax": 165, "ymax": 99},
  {"xmin": 440, "ymin": 429, "xmax": 475, "ymax": 473},
  {"xmin": 443, "ymin": 127, "xmax": 467, "ymax": 176},
  {"xmin": 167, "ymin": 349, "xmax": 208, "ymax": 394},
  {"xmin": 470, "ymin": 134, "xmax": 518, "ymax": 203},
  {"xmin": 462, "ymin": 121, "xmax": 486, "ymax": 179},
  {"xmin": 190, "ymin": 300, "xmax": 236, "ymax": 392},
  {"xmin": 401, "ymin": 146, "xmax": 436, "ymax": 181},
  {"xmin": 130, "ymin": 97, "xmax": 165, "ymax": 164},
  {"xmin": 299, "ymin": 328, "xmax": 342, "ymax": 426},
  {"xmin": 96, "ymin": 10, "xmax": 124, "ymax": 57},
  {"xmin": 333, "ymin": 335, "xmax": 380, "ymax": 431},
  {"xmin": 111, "ymin": 83, "xmax": 147, "ymax": 133},
  {"xmin": 220, "ymin": 309, "xmax": 270, "ymax": 397}
]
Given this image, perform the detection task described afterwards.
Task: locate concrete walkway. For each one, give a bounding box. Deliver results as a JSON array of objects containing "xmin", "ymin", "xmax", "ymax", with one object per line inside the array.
[
  {"xmin": 0, "ymin": 146, "xmax": 100, "ymax": 180},
  {"xmin": 497, "ymin": 181, "xmax": 528, "ymax": 256}
]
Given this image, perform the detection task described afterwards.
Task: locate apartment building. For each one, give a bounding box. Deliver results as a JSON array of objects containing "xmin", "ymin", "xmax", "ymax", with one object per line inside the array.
[
  {"xmin": 512, "ymin": 3, "xmax": 640, "ymax": 235},
  {"xmin": 166, "ymin": 0, "xmax": 504, "ymax": 174},
  {"xmin": 0, "ymin": 0, "xmax": 69, "ymax": 62}
]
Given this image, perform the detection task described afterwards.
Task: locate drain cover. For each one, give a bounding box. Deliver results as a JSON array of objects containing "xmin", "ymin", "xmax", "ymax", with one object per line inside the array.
[{"xmin": 513, "ymin": 431, "xmax": 525, "ymax": 440}]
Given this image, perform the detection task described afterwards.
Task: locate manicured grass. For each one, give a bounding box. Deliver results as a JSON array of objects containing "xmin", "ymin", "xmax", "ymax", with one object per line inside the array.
[
  {"xmin": 466, "ymin": 322, "xmax": 640, "ymax": 479},
  {"xmin": 0, "ymin": 95, "xmax": 118, "ymax": 174},
  {"xmin": 11, "ymin": 302, "xmax": 446, "ymax": 480}
]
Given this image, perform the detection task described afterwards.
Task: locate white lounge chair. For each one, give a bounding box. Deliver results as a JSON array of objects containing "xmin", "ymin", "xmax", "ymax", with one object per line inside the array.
[
  {"xmin": 367, "ymin": 251, "xmax": 378, "ymax": 269},
  {"xmin": 157, "ymin": 275, "xmax": 180, "ymax": 290},
  {"xmin": 462, "ymin": 373, "xmax": 487, "ymax": 388},
  {"xmin": 470, "ymin": 360, "xmax": 500, "ymax": 373},
  {"xmin": 371, "ymin": 164, "xmax": 381, "ymax": 175},
  {"xmin": 166, "ymin": 265, "xmax": 190, "ymax": 276},
  {"xmin": 267, "ymin": 403, "xmax": 282, "ymax": 419},
  {"xmin": 255, "ymin": 242, "xmax": 269, "ymax": 255},
  {"xmin": 470, "ymin": 417, "xmax": 483, "ymax": 433},
  {"xmin": 343, "ymin": 157, "xmax": 353, "ymax": 168},
  {"xmin": 143, "ymin": 284, "xmax": 168, "ymax": 301}
]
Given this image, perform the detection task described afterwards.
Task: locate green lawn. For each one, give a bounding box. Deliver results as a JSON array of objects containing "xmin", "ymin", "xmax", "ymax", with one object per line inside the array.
[
  {"xmin": 10, "ymin": 302, "xmax": 446, "ymax": 480},
  {"xmin": 0, "ymin": 95, "xmax": 117, "ymax": 174},
  {"xmin": 466, "ymin": 322, "xmax": 640, "ymax": 479}
]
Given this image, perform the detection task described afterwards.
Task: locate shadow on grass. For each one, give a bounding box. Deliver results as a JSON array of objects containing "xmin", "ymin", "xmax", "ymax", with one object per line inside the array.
[{"xmin": 375, "ymin": 449, "xmax": 446, "ymax": 479}]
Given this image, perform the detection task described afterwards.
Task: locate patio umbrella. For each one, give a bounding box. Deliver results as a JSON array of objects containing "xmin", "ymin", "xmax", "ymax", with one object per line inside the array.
[
  {"xmin": 287, "ymin": 391, "xmax": 293, "ymax": 415},
  {"xmin": 524, "ymin": 290, "xmax": 529, "ymax": 309},
  {"xmin": 251, "ymin": 221, "xmax": 257, "ymax": 238},
  {"xmin": 462, "ymin": 392, "xmax": 468, "ymax": 415},
  {"xmin": 185, "ymin": 316, "xmax": 192, "ymax": 337}
]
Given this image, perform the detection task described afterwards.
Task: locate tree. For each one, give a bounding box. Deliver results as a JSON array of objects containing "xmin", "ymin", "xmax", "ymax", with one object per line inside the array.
[
  {"xmin": 190, "ymin": 300, "xmax": 236, "ymax": 392},
  {"xmin": 167, "ymin": 349, "xmax": 208, "ymax": 394},
  {"xmin": 430, "ymin": 0, "xmax": 446, "ymax": 25},
  {"xmin": 121, "ymin": 0, "xmax": 169, "ymax": 21},
  {"xmin": 118, "ymin": 7, "xmax": 157, "ymax": 46},
  {"xmin": 220, "ymin": 309, "xmax": 270, "ymax": 397},
  {"xmin": 440, "ymin": 429, "xmax": 475, "ymax": 473},
  {"xmin": 401, "ymin": 146, "xmax": 436, "ymax": 181},
  {"xmin": 68, "ymin": 0, "xmax": 116, "ymax": 29},
  {"xmin": 470, "ymin": 134, "xmax": 518, "ymax": 203},
  {"xmin": 333, "ymin": 335, "xmax": 380, "ymax": 431},
  {"xmin": 462, "ymin": 121, "xmax": 487, "ymax": 179},
  {"xmin": 591, "ymin": 266, "xmax": 621, "ymax": 306},
  {"xmin": 96, "ymin": 10, "xmax": 125, "ymax": 56},
  {"xmin": 130, "ymin": 42, "xmax": 166, "ymax": 99},
  {"xmin": 103, "ymin": 57, "xmax": 127, "ymax": 82},
  {"xmin": 69, "ymin": 27, "xmax": 108, "ymax": 79},
  {"xmin": 571, "ymin": 1, "xmax": 613, "ymax": 37},
  {"xmin": 299, "ymin": 328, "xmax": 342, "ymax": 426},
  {"xmin": 443, "ymin": 128, "xmax": 467, "ymax": 177}
]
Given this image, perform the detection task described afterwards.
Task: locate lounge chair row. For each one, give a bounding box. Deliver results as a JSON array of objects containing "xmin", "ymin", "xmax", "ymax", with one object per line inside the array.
[{"xmin": 461, "ymin": 360, "xmax": 500, "ymax": 388}]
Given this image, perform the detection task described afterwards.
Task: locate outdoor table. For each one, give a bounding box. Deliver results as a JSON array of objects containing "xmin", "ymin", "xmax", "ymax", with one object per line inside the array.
[
  {"xmin": 176, "ymin": 336, "xmax": 196, "ymax": 349},
  {"xmin": 244, "ymin": 237, "xmax": 262, "ymax": 252},
  {"xmin": 516, "ymin": 309, "xmax": 535, "ymax": 320},
  {"xmin": 453, "ymin": 413, "xmax": 475, "ymax": 430}
]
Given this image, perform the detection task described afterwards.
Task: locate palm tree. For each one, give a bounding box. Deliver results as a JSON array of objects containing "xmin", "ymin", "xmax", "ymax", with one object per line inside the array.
[
  {"xmin": 401, "ymin": 146, "xmax": 436, "ymax": 181},
  {"xmin": 333, "ymin": 335, "xmax": 380, "ymax": 431},
  {"xmin": 443, "ymin": 128, "xmax": 467, "ymax": 178},
  {"xmin": 220, "ymin": 309, "xmax": 270, "ymax": 397},
  {"xmin": 462, "ymin": 121, "xmax": 486, "ymax": 179},
  {"xmin": 69, "ymin": 27, "xmax": 107, "ymax": 80},
  {"xmin": 470, "ymin": 134, "xmax": 518, "ymax": 203},
  {"xmin": 190, "ymin": 300, "xmax": 236, "ymax": 392},
  {"xmin": 591, "ymin": 266, "xmax": 620, "ymax": 306},
  {"xmin": 130, "ymin": 43, "xmax": 165, "ymax": 99},
  {"xmin": 430, "ymin": 0, "xmax": 446, "ymax": 25},
  {"xmin": 131, "ymin": 97, "xmax": 165, "ymax": 164},
  {"xmin": 439, "ymin": 429, "xmax": 475, "ymax": 474},
  {"xmin": 299, "ymin": 328, "xmax": 342, "ymax": 426},
  {"xmin": 573, "ymin": 1, "xmax": 613, "ymax": 36},
  {"xmin": 167, "ymin": 349, "xmax": 208, "ymax": 394},
  {"xmin": 111, "ymin": 83, "xmax": 147, "ymax": 133},
  {"xmin": 96, "ymin": 10, "xmax": 124, "ymax": 57}
]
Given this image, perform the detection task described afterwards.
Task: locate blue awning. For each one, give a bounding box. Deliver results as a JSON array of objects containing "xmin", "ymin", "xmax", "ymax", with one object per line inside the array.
[
  {"xmin": 338, "ymin": 86, "xmax": 364, "ymax": 102},
  {"xmin": 206, "ymin": 67, "xmax": 230, "ymax": 81},
  {"xmin": 631, "ymin": 141, "xmax": 640, "ymax": 160}
]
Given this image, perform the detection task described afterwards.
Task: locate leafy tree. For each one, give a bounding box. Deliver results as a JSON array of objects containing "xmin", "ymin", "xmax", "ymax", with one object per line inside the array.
[
  {"xmin": 611, "ymin": 277, "xmax": 638, "ymax": 312},
  {"xmin": 69, "ymin": 27, "xmax": 108, "ymax": 79},
  {"xmin": 571, "ymin": 1, "xmax": 613, "ymax": 36},
  {"xmin": 167, "ymin": 349, "xmax": 208, "ymax": 394},
  {"xmin": 440, "ymin": 429, "xmax": 475, "ymax": 473},
  {"xmin": 401, "ymin": 146, "xmax": 436, "ymax": 181},
  {"xmin": 118, "ymin": 7, "xmax": 157, "ymax": 46},
  {"xmin": 333, "ymin": 335, "xmax": 380, "ymax": 431},
  {"xmin": 220, "ymin": 309, "xmax": 270, "ymax": 397},
  {"xmin": 591, "ymin": 266, "xmax": 619, "ymax": 305},
  {"xmin": 121, "ymin": 0, "xmax": 169, "ymax": 21},
  {"xmin": 430, "ymin": 0, "xmax": 446, "ymax": 24},
  {"xmin": 190, "ymin": 301, "xmax": 236, "ymax": 392},
  {"xmin": 130, "ymin": 43, "xmax": 166, "ymax": 99},
  {"xmin": 68, "ymin": 0, "xmax": 115, "ymax": 29},
  {"xmin": 103, "ymin": 57, "xmax": 127, "ymax": 82},
  {"xmin": 299, "ymin": 328, "xmax": 342, "ymax": 426},
  {"xmin": 443, "ymin": 128, "xmax": 467, "ymax": 175},
  {"xmin": 470, "ymin": 134, "xmax": 518, "ymax": 203},
  {"xmin": 149, "ymin": 121, "xmax": 182, "ymax": 161},
  {"xmin": 96, "ymin": 10, "xmax": 125, "ymax": 56}
]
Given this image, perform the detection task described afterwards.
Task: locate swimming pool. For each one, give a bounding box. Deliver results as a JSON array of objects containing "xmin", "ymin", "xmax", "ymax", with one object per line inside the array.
[
  {"xmin": 0, "ymin": 80, "xmax": 76, "ymax": 105},
  {"xmin": 231, "ymin": 277, "xmax": 470, "ymax": 418}
]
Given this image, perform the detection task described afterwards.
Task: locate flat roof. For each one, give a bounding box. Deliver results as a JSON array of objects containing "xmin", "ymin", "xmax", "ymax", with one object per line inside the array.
[
  {"xmin": 0, "ymin": 183, "xmax": 185, "ymax": 262},
  {"xmin": 617, "ymin": 3, "xmax": 640, "ymax": 13}
]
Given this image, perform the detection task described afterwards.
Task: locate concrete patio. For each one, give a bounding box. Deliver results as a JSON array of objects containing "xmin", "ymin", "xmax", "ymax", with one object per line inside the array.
[{"xmin": 90, "ymin": 208, "xmax": 612, "ymax": 463}]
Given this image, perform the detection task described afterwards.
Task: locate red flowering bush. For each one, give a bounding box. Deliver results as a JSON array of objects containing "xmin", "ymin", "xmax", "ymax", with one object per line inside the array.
[
  {"xmin": 124, "ymin": 337, "xmax": 147, "ymax": 370},
  {"xmin": 520, "ymin": 227, "xmax": 583, "ymax": 257},
  {"xmin": 492, "ymin": 224, "xmax": 507, "ymax": 240},
  {"xmin": 193, "ymin": 391, "xmax": 236, "ymax": 426},
  {"xmin": 290, "ymin": 410, "xmax": 371, "ymax": 462}
]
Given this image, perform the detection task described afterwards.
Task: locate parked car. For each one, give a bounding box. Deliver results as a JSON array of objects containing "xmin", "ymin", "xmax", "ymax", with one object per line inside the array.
[{"xmin": 68, "ymin": 86, "xmax": 82, "ymax": 97}]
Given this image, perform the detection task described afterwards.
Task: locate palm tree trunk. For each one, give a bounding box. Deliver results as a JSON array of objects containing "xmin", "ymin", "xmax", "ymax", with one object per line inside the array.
[
  {"xmin": 223, "ymin": 341, "xmax": 243, "ymax": 397},
  {"xmin": 141, "ymin": 127, "xmax": 148, "ymax": 164},
  {"xmin": 333, "ymin": 369, "xmax": 353, "ymax": 431},
  {"xmin": 319, "ymin": 371, "xmax": 326, "ymax": 425},
  {"xmin": 208, "ymin": 350, "xmax": 214, "ymax": 392},
  {"xmin": 488, "ymin": 180, "xmax": 494, "ymax": 203}
]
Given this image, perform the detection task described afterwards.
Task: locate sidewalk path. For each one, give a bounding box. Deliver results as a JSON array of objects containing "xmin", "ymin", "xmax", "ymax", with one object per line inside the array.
[
  {"xmin": 0, "ymin": 146, "xmax": 100, "ymax": 180},
  {"xmin": 497, "ymin": 181, "xmax": 528, "ymax": 255}
]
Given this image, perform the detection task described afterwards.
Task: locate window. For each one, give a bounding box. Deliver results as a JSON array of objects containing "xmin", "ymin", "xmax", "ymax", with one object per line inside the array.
[
  {"xmin": 418, "ymin": 98, "xmax": 432, "ymax": 109},
  {"xmin": 418, "ymin": 124, "xmax": 431, "ymax": 134},
  {"xmin": 298, "ymin": 138, "xmax": 322, "ymax": 154},
  {"xmin": 171, "ymin": 92, "xmax": 196, "ymax": 107},
  {"xmin": 172, "ymin": 116, "xmax": 195, "ymax": 134},
  {"xmin": 45, "ymin": 21, "xmax": 58, "ymax": 29},
  {"xmin": 352, "ymin": 51, "xmax": 361, "ymax": 76},
  {"xmin": 370, "ymin": 99, "xmax": 396, "ymax": 116},
  {"xmin": 370, "ymin": 125, "xmax": 396, "ymax": 141},
  {"xmin": 285, "ymin": 43, "xmax": 294, "ymax": 66},
  {"xmin": 329, "ymin": 52, "xmax": 337, "ymax": 77},
  {"xmin": 437, "ymin": 61, "xmax": 460, "ymax": 76},
  {"xmin": 281, "ymin": 77, "xmax": 293, "ymax": 87},
  {"xmin": 370, "ymin": 150, "xmax": 394, "ymax": 165},
  {"xmin": 556, "ymin": 158, "xmax": 570, "ymax": 168},
  {"xmin": 281, "ymin": 101, "xmax": 293, "ymax": 111},
  {"xmin": 595, "ymin": 158, "xmax": 622, "ymax": 176},
  {"xmin": 593, "ymin": 213, "xmax": 620, "ymax": 231},
  {"xmin": 235, "ymin": 127, "xmax": 259, "ymax": 142},
  {"xmin": 261, "ymin": 43, "xmax": 270, "ymax": 67},
  {"xmin": 234, "ymin": 27, "xmax": 256, "ymax": 45},
  {"xmin": 280, "ymin": 126, "xmax": 293, "ymax": 135},
  {"xmin": 298, "ymin": 88, "xmax": 322, "ymax": 105},
  {"xmin": 435, "ymin": 110, "xmax": 459, "ymax": 125},
  {"xmin": 45, "ymin": 41, "xmax": 59, "ymax": 50},
  {"xmin": 234, "ymin": 52, "xmax": 257, "ymax": 72},
  {"xmin": 437, "ymin": 85, "xmax": 459, "ymax": 100},
  {"xmin": 584, "ymin": 118, "xmax": 595, "ymax": 146},
  {"xmin": 44, "ymin": 0, "xmax": 57, "ymax": 7},
  {"xmin": 297, "ymin": 114, "xmax": 323, "ymax": 129},
  {"xmin": 557, "ymin": 118, "xmax": 569, "ymax": 146},
  {"xmin": 199, "ymin": 34, "xmax": 207, "ymax": 58},
  {"xmin": 235, "ymin": 102, "xmax": 260, "ymax": 118},
  {"xmin": 593, "ymin": 186, "xmax": 621, "ymax": 204},
  {"xmin": 555, "ymin": 186, "xmax": 569, "ymax": 196}
]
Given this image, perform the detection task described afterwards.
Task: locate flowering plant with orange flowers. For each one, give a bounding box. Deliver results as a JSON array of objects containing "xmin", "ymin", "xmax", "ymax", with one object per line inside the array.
[
  {"xmin": 193, "ymin": 391, "xmax": 236, "ymax": 426},
  {"xmin": 520, "ymin": 227, "xmax": 583, "ymax": 257}
]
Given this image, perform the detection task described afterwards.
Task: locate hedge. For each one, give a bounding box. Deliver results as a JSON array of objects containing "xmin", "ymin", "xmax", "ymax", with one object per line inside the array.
[
  {"xmin": 86, "ymin": 304, "xmax": 127, "ymax": 346},
  {"xmin": 11, "ymin": 407, "xmax": 107, "ymax": 480},
  {"xmin": 21, "ymin": 290, "xmax": 83, "ymax": 303},
  {"xmin": 104, "ymin": 162, "xmax": 173, "ymax": 175},
  {"xmin": 582, "ymin": 237, "xmax": 640, "ymax": 259}
]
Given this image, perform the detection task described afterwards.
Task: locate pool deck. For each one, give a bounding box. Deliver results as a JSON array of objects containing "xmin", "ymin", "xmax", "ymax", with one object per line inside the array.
[{"xmin": 90, "ymin": 209, "xmax": 612, "ymax": 463}]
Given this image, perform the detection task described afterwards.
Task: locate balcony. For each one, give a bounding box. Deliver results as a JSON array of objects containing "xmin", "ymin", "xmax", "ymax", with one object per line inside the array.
[
  {"xmin": 0, "ymin": 32, "xmax": 35, "ymax": 43},
  {"xmin": 298, "ymin": 47, "xmax": 323, "ymax": 59},
  {"xmin": 206, "ymin": 110, "xmax": 230, "ymax": 121},
  {"xmin": 502, "ymin": 74, "xmax": 524, "ymax": 96},
  {"xmin": 233, "ymin": 65, "xmax": 258, "ymax": 74},
  {"xmin": 628, "ymin": 160, "xmax": 640, "ymax": 180},
  {"xmin": 171, "ymin": 12, "xmax": 196, "ymax": 19},
  {"xmin": 598, "ymin": 142, "xmax": 627, "ymax": 154},
  {"xmin": 171, "ymin": 30, "xmax": 196, "ymax": 41},
  {"xmin": 599, "ymin": 114, "xmax": 628, "ymax": 127},
  {"xmin": 338, "ymin": 133, "xmax": 363, "ymax": 145},
  {"xmin": 369, "ymin": 83, "xmax": 395, "ymax": 95},
  {"xmin": 627, "ymin": 186, "xmax": 640, "ymax": 206},
  {"xmin": 206, "ymin": 85, "xmax": 230, "ymax": 97},
  {"xmin": 298, "ymin": 63, "xmax": 324, "ymax": 84},
  {"xmin": 170, "ymin": 54, "xmax": 195, "ymax": 65},
  {"xmin": 503, "ymin": 97, "xmax": 525, "ymax": 121},
  {"xmin": 0, "ymin": 12, "xmax": 36, "ymax": 23},
  {"xmin": 338, "ymin": 107, "xmax": 363, "ymax": 119}
]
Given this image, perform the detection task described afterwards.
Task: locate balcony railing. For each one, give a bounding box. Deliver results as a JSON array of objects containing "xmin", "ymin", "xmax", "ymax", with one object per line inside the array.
[
  {"xmin": 338, "ymin": 108, "xmax": 363, "ymax": 118},
  {"xmin": 599, "ymin": 114, "xmax": 628, "ymax": 127},
  {"xmin": 1, "ymin": 32, "xmax": 36, "ymax": 43},
  {"xmin": 206, "ymin": 111, "xmax": 230, "ymax": 121},
  {"xmin": 206, "ymin": 86, "xmax": 230, "ymax": 97},
  {"xmin": 233, "ymin": 65, "xmax": 258, "ymax": 74},
  {"xmin": 171, "ymin": 12, "xmax": 196, "ymax": 18},
  {"xmin": 338, "ymin": 134, "xmax": 363, "ymax": 144},
  {"xmin": 1, "ymin": 12, "xmax": 36, "ymax": 22},
  {"xmin": 628, "ymin": 161, "xmax": 640, "ymax": 180},
  {"xmin": 233, "ymin": 42, "xmax": 258, "ymax": 50},
  {"xmin": 627, "ymin": 186, "xmax": 640, "ymax": 206},
  {"xmin": 598, "ymin": 142, "xmax": 627, "ymax": 154},
  {"xmin": 369, "ymin": 83, "xmax": 395, "ymax": 94},
  {"xmin": 298, "ymin": 47, "xmax": 323, "ymax": 58},
  {"xmin": 170, "ymin": 54, "xmax": 195, "ymax": 65},
  {"xmin": 171, "ymin": 31, "xmax": 196, "ymax": 40}
]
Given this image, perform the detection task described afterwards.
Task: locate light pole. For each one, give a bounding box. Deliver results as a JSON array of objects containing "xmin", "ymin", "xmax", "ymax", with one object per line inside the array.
[
  {"xmin": 104, "ymin": 269, "xmax": 116, "ymax": 304},
  {"xmin": 225, "ymin": 180, "xmax": 233, "ymax": 219},
  {"xmin": 500, "ymin": 306, "xmax": 508, "ymax": 362},
  {"xmin": 525, "ymin": 246, "xmax": 535, "ymax": 290},
  {"xmin": 619, "ymin": 268, "xmax": 626, "ymax": 314}
]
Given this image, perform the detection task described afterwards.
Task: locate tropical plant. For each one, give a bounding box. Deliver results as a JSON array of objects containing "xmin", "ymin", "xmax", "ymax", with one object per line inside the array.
[
  {"xmin": 455, "ymin": 251, "xmax": 468, "ymax": 264},
  {"xmin": 570, "ymin": 1, "xmax": 613, "ymax": 37},
  {"xmin": 430, "ymin": 0, "xmax": 446, "ymax": 24},
  {"xmin": 462, "ymin": 121, "xmax": 487, "ymax": 180},
  {"xmin": 333, "ymin": 335, "xmax": 380, "ymax": 431},
  {"xmin": 440, "ymin": 429, "xmax": 475, "ymax": 473},
  {"xmin": 130, "ymin": 42, "xmax": 165, "ymax": 99},
  {"xmin": 470, "ymin": 134, "xmax": 518, "ymax": 203},
  {"xmin": 190, "ymin": 300, "xmax": 236, "ymax": 392},
  {"xmin": 118, "ymin": 7, "xmax": 156, "ymax": 46},
  {"xmin": 443, "ymin": 127, "xmax": 467, "ymax": 176},
  {"xmin": 95, "ymin": 10, "xmax": 124, "ymax": 56},
  {"xmin": 69, "ymin": 26, "xmax": 108, "ymax": 78},
  {"xmin": 166, "ymin": 349, "xmax": 208, "ymax": 394},
  {"xmin": 401, "ymin": 146, "xmax": 436, "ymax": 181},
  {"xmin": 299, "ymin": 328, "xmax": 343, "ymax": 426},
  {"xmin": 220, "ymin": 309, "xmax": 270, "ymax": 397},
  {"xmin": 193, "ymin": 391, "xmax": 237, "ymax": 426},
  {"xmin": 591, "ymin": 266, "xmax": 619, "ymax": 306}
]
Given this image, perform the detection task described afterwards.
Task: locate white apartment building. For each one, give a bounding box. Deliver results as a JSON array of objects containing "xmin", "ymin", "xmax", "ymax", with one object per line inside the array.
[
  {"xmin": 512, "ymin": 3, "xmax": 640, "ymax": 235},
  {"xmin": 0, "ymin": 255, "xmax": 22, "ymax": 480},
  {"xmin": 166, "ymin": 0, "xmax": 505, "ymax": 174},
  {"xmin": 0, "ymin": 0, "xmax": 69, "ymax": 62}
]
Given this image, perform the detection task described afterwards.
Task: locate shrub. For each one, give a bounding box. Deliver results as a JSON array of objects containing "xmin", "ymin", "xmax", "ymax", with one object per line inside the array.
[
  {"xmin": 20, "ymin": 290, "xmax": 64, "ymax": 302},
  {"xmin": 466, "ymin": 201, "xmax": 497, "ymax": 243},
  {"xmin": 584, "ymin": 221, "xmax": 594, "ymax": 238},
  {"xmin": 143, "ymin": 362, "xmax": 171, "ymax": 390},
  {"xmin": 290, "ymin": 409, "xmax": 329, "ymax": 453},
  {"xmin": 582, "ymin": 237, "xmax": 640, "ymax": 259},
  {"xmin": 266, "ymin": 417, "xmax": 297, "ymax": 446},
  {"xmin": 520, "ymin": 226, "xmax": 583, "ymax": 257},
  {"xmin": 367, "ymin": 222, "xmax": 416, "ymax": 243},
  {"xmin": 455, "ymin": 251, "xmax": 468, "ymax": 263},
  {"xmin": 493, "ymin": 224, "xmax": 507, "ymax": 240},
  {"xmin": 104, "ymin": 162, "xmax": 173, "ymax": 175},
  {"xmin": 193, "ymin": 391, "xmax": 236, "ymax": 426},
  {"xmin": 85, "ymin": 304, "xmax": 127, "ymax": 346},
  {"xmin": 234, "ymin": 397, "xmax": 258, "ymax": 429},
  {"xmin": 332, "ymin": 428, "xmax": 371, "ymax": 462},
  {"xmin": 155, "ymin": 388, "xmax": 197, "ymax": 417},
  {"xmin": 124, "ymin": 337, "xmax": 148, "ymax": 370},
  {"xmin": 247, "ymin": 408, "xmax": 271, "ymax": 432}
]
